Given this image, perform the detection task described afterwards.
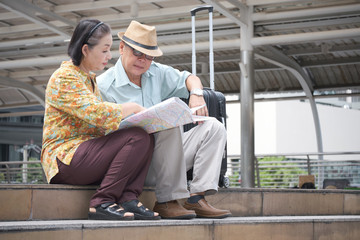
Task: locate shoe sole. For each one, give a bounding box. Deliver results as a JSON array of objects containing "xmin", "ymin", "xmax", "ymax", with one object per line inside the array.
[
  {"xmin": 195, "ymin": 213, "xmax": 232, "ymax": 219},
  {"xmin": 88, "ymin": 212, "xmax": 134, "ymax": 221},
  {"xmin": 160, "ymin": 213, "xmax": 197, "ymax": 220},
  {"xmin": 134, "ymin": 213, "xmax": 161, "ymax": 220}
]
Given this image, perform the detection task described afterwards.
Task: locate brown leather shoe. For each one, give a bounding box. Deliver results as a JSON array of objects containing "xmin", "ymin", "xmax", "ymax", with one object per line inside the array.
[
  {"xmin": 183, "ymin": 199, "xmax": 232, "ymax": 219},
  {"xmin": 153, "ymin": 200, "xmax": 196, "ymax": 219}
]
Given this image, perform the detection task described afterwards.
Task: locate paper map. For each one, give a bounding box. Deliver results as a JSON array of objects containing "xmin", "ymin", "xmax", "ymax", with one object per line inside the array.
[{"xmin": 119, "ymin": 97, "xmax": 209, "ymax": 133}]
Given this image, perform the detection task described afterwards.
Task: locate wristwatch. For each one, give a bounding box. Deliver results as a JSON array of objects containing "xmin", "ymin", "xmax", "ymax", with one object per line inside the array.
[{"xmin": 190, "ymin": 88, "xmax": 203, "ymax": 96}]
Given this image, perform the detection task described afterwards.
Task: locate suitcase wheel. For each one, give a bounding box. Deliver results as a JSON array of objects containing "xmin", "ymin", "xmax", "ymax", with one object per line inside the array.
[{"xmin": 219, "ymin": 175, "xmax": 230, "ymax": 188}]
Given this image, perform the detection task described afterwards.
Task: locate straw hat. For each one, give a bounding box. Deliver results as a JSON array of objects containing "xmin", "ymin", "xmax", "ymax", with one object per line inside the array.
[{"xmin": 118, "ymin": 20, "xmax": 163, "ymax": 57}]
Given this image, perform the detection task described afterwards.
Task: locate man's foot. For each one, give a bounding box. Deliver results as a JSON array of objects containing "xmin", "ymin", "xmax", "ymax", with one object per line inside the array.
[
  {"xmin": 183, "ymin": 198, "xmax": 232, "ymax": 219},
  {"xmin": 153, "ymin": 200, "xmax": 196, "ymax": 219}
]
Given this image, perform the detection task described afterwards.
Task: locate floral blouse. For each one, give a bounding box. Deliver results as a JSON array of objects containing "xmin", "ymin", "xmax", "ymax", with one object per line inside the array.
[{"xmin": 41, "ymin": 61, "xmax": 123, "ymax": 183}]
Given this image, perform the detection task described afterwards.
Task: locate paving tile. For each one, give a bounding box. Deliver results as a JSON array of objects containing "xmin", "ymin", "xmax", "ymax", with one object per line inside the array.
[
  {"xmin": 314, "ymin": 221, "xmax": 360, "ymax": 240},
  {"xmin": 83, "ymin": 225, "xmax": 212, "ymax": 240},
  {"xmin": 344, "ymin": 193, "xmax": 360, "ymax": 214},
  {"xmin": 0, "ymin": 230, "xmax": 82, "ymax": 240},
  {"xmin": 263, "ymin": 191, "xmax": 343, "ymax": 215},
  {"xmin": 0, "ymin": 189, "xmax": 31, "ymax": 221},
  {"xmin": 1, "ymin": 216, "xmax": 360, "ymax": 240},
  {"xmin": 32, "ymin": 188, "xmax": 95, "ymax": 220},
  {"xmin": 1, "ymin": 185, "xmax": 360, "ymax": 221},
  {"xmin": 206, "ymin": 190, "xmax": 262, "ymax": 216},
  {"xmin": 214, "ymin": 222, "xmax": 313, "ymax": 240}
]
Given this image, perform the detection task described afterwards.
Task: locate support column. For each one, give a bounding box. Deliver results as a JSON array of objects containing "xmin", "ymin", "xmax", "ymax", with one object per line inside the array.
[
  {"xmin": 240, "ymin": 50, "xmax": 255, "ymax": 188},
  {"xmin": 240, "ymin": 5, "xmax": 255, "ymax": 188}
]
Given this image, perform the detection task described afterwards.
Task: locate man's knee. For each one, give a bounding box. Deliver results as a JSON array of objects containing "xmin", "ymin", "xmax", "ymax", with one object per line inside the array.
[{"xmin": 204, "ymin": 118, "xmax": 226, "ymax": 138}]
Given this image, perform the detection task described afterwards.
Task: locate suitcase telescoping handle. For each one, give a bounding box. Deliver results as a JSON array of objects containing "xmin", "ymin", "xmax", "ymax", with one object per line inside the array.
[{"xmin": 190, "ymin": 5, "xmax": 215, "ymax": 90}]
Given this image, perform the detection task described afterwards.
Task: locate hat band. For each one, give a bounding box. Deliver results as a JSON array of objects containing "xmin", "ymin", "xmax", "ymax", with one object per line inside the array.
[{"xmin": 122, "ymin": 35, "xmax": 158, "ymax": 50}]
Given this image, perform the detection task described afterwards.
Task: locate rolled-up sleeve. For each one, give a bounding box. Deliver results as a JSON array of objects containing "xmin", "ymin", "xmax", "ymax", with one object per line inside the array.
[{"xmin": 153, "ymin": 62, "xmax": 191, "ymax": 101}]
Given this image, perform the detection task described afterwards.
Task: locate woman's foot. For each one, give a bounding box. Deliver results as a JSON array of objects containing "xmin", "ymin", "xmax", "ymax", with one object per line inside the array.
[
  {"xmin": 122, "ymin": 199, "xmax": 161, "ymax": 220},
  {"xmin": 88, "ymin": 202, "xmax": 134, "ymax": 220}
]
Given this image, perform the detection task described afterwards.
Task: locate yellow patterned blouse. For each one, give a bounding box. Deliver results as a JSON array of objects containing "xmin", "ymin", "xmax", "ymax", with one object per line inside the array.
[{"xmin": 41, "ymin": 61, "xmax": 123, "ymax": 183}]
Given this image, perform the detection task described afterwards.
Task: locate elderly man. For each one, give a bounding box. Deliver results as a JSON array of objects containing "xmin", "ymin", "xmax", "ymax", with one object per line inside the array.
[{"xmin": 97, "ymin": 20, "xmax": 231, "ymax": 219}]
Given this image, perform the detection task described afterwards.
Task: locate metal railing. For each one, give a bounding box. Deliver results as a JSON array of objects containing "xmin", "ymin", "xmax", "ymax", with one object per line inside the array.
[
  {"xmin": 2, "ymin": 151, "xmax": 360, "ymax": 189},
  {"xmin": 227, "ymin": 151, "xmax": 360, "ymax": 189},
  {"xmin": 0, "ymin": 160, "xmax": 46, "ymax": 184}
]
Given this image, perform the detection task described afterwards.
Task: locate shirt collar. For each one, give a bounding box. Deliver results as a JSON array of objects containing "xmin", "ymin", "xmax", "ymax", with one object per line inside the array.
[{"xmin": 113, "ymin": 57, "xmax": 131, "ymax": 87}]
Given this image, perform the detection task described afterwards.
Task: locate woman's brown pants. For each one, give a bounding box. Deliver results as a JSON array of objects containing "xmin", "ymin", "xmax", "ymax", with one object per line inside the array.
[{"xmin": 51, "ymin": 127, "xmax": 154, "ymax": 208}]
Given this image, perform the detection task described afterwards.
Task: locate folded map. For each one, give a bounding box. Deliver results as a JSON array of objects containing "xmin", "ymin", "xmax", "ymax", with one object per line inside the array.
[{"xmin": 119, "ymin": 97, "xmax": 209, "ymax": 133}]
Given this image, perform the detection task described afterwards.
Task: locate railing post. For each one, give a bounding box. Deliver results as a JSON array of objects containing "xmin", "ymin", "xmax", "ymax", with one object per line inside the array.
[
  {"xmin": 22, "ymin": 146, "xmax": 28, "ymax": 183},
  {"xmin": 5, "ymin": 164, "xmax": 10, "ymax": 183},
  {"xmin": 306, "ymin": 155, "xmax": 311, "ymax": 175},
  {"xmin": 255, "ymin": 157, "xmax": 260, "ymax": 188}
]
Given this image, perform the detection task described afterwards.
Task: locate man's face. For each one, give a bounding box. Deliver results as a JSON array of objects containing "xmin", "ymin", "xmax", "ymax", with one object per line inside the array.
[{"xmin": 119, "ymin": 41, "xmax": 152, "ymax": 79}]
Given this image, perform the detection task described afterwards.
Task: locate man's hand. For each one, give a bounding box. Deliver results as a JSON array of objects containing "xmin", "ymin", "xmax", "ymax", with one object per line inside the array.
[
  {"xmin": 189, "ymin": 94, "xmax": 208, "ymax": 117},
  {"xmin": 185, "ymin": 74, "xmax": 207, "ymax": 119}
]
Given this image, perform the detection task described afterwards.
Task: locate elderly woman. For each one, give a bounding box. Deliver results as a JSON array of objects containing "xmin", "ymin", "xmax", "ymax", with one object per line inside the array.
[{"xmin": 41, "ymin": 19, "xmax": 159, "ymax": 220}]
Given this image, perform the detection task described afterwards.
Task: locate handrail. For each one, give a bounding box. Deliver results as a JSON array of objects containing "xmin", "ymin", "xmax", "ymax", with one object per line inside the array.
[
  {"xmin": 228, "ymin": 151, "xmax": 360, "ymax": 159},
  {"xmin": 0, "ymin": 160, "xmax": 44, "ymax": 184},
  {"xmin": 227, "ymin": 151, "xmax": 360, "ymax": 189},
  {"xmin": 0, "ymin": 160, "xmax": 41, "ymax": 165}
]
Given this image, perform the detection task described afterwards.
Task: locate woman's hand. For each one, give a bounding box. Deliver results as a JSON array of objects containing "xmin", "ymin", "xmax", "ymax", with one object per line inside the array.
[{"xmin": 121, "ymin": 102, "xmax": 146, "ymax": 118}]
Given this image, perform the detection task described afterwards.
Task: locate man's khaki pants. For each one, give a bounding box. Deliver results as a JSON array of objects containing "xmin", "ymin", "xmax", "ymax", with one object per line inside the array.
[{"xmin": 145, "ymin": 117, "xmax": 227, "ymax": 202}]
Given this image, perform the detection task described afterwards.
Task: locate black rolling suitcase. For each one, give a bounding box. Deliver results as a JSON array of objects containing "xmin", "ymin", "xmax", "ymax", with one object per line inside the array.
[{"xmin": 184, "ymin": 5, "xmax": 229, "ymax": 188}]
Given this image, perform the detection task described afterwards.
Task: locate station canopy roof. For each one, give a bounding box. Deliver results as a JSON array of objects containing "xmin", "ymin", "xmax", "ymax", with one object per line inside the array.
[{"xmin": 0, "ymin": 0, "xmax": 360, "ymax": 117}]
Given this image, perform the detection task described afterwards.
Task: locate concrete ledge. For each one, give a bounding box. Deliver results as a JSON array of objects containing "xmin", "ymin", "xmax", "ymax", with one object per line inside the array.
[
  {"xmin": 1, "ymin": 216, "xmax": 360, "ymax": 240},
  {"xmin": 0, "ymin": 184, "xmax": 359, "ymax": 221}
]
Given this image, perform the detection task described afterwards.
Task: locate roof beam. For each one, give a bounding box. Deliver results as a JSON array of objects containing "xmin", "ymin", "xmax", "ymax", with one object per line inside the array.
[
  {"xmin": 2, "ymin": 37, "xmax": 360, "ymax": 70},
  {"xmin": 0, "ymin": 76, "xmax": 45, "ymax": 106},
  {"xmin": 255, "ymin": 46, "xmax": 324, "ymax": 164},
  {"xmin": 301, "ymin": 57, "xmax": 360, "ymax": 68},
  {"xmin": 0, "ymin": 111, "xmax": 44, "ymax": 118},
  {"xmin": 284, "ymin": 43, "xmax": 360, "ymax": 56},
  {"xmin": 0, "ymin": 36, "xmax": 66, "ymax": 49},
  {"xmin": 258, "ymin": 16, "xmax": 360, "ymax": 32},
  {"xmin": 0, "ymin": 0, "xmax": 76, "ymax": 38},
  {"xmin": 247, "ymin": 0, "xmax": 299, "ymax": 5},
  {"xmin": 0, "ymin": 20, "xmax": 69, "ymax": 35},
  {"xmin": 251, "ymin": 28, "xmax": 360, "ymax": 46},
  {"xmin": 51, "ymin": 0, "xmax": 169, "ymax": 13},
  {"xmin": 252, "ymin": 3, "xmax": 360, "ymax": 22},
  {"xmin": 0, "ymin": 102, "xmax": 42, "ymax": 110},
  {"xmin": 256, "ymin": 46, "xmax": 314, "ymax": 92},
  {"xmin": 0, "ymin": 39, "xmax": 242, "ymax": 69},
  {"xmin": 205, "ymin": 0, "xmax": 247, "ymax": 28}
]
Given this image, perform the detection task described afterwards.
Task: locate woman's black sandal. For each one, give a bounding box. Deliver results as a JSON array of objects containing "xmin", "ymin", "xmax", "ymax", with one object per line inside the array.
[
  {"xmin": 122, "ymin": 199, "xmax": 161, "ymax": 220},
  {"xmin": 88, "ymin": 202, "xmax": 134, "ymax": 220}
]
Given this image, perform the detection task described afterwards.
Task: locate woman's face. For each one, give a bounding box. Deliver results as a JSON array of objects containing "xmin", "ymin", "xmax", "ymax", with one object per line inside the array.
[{"xmin": 81, "ymin": 33, "xmax": 113, "ymax": 73}]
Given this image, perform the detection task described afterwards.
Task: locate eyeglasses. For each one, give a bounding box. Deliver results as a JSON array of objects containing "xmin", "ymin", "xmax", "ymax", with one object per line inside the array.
[{"xmin": 125, "ymin": 44, "xmax": 155, "ymax": 61}]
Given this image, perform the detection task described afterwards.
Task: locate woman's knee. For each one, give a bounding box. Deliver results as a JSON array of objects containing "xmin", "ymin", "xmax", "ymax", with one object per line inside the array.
[
  {"xmin": 130, "ymin": 127, "xmax": 154, "ymax": 147},
  {"xmin": 107, "ymin": 127, "xmax": 154, "ymax": 151},
  {"xmin": 122, "ymin": 128, "xmax": 154, "ymax": 155}
]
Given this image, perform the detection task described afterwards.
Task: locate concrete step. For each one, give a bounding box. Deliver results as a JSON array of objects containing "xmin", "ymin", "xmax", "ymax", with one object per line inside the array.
[
  {"xmin": 1, "ymin": 184, "xmax": 360, "ymax": 221},
  {"xmin": 1, "ymin": 216, "xmax": 360, "ymax": 240}
]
